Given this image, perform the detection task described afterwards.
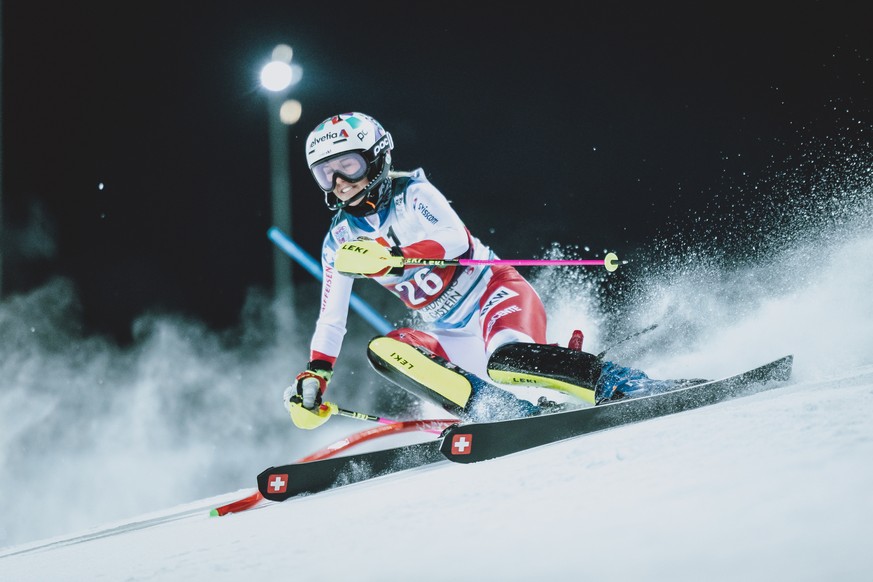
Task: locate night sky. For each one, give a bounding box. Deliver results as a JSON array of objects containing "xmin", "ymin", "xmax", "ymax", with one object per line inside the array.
[{"xmin": 3, "ymin": 1, "xmax": 871, "ymax": 343}]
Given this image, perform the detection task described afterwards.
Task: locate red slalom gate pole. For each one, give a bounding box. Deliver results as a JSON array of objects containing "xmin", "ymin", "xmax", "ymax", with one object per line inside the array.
[{"xmin": 210, "ymin": 418, "xmax": 458, "ymax": 517}]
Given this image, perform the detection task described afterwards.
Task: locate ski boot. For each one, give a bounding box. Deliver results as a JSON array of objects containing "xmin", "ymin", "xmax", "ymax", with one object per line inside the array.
[{"xmin": 594, "ymin": 360, "xmax": 709, "ymax": 404}]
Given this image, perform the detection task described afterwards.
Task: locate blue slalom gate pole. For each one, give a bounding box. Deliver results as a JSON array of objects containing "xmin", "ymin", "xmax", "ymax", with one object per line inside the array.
[{"xmin": 267, "ymin": 227, "xmax": 393, "ymax": 335}]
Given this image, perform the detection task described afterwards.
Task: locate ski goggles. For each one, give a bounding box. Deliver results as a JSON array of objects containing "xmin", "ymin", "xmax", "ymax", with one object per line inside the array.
[
  {"xmin": 310, "ymin": 152, "xmax": 370, "ymax": 192},
  {"xmin": 309, "ymin": 132, "xmax": 393, "ymax": 192}
]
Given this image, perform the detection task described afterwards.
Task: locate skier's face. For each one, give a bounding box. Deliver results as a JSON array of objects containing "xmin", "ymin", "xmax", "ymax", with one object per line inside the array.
[{"xmin": 333, "ymin": 175, "xmax": 370, "ymax": 206}]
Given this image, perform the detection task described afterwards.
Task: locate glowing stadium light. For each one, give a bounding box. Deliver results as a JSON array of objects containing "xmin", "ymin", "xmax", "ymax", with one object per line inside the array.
[
  {"xmin": 260, "ymin": 60, "xmax": 293, "ymax": 92},
  {"xmin": 260, "ymin": 44, "xmax": 301, "ymax": 92}
]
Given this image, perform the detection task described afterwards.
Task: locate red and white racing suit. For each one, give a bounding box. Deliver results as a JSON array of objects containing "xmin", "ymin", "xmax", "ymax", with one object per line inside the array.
[{"xmin": 309, "ymin": 168, "xmax": 547, "ymax": 379}]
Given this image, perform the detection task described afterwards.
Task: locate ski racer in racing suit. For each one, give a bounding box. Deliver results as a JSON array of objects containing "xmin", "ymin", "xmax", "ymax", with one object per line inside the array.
[{"xmin": 283, "ymin": 112, "xmax": 691, "ymax": 430}]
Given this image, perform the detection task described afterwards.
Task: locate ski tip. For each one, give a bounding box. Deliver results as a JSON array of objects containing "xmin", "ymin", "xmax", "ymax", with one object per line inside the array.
[
  {"xmin": 776, "ymin": 354, "xmax": 794, "ymax": 380},
  {"xmin": 209, "ymin": 509, "xmax": 219, "ymax": 517}
]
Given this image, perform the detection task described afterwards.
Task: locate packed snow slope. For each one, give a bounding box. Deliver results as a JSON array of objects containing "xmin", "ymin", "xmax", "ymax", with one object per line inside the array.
[
  {"xmin": 1, "ymin": 366, "xmax": 872, "ymax": 581},
  {"xmin": 1, "ymin": 138, "xmax": 872, "ymax": 580}
]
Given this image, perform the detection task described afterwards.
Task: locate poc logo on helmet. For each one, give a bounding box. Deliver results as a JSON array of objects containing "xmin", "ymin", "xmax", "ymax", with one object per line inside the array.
[{"xmin": 373, "ymin": 135, "xmax": 391, "ymax": 157}]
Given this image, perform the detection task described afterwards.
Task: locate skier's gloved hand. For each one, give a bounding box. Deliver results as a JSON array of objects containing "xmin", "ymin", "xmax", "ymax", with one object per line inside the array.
[
  {"xmin": 293, "ymin": 361, "xmax": 334, "ymax": 409},
  {"xmin": 335, "ymin": 237, "xmax": 404, "ymax": 277},
  {"xmin": 284, "ymin": 394, "xmax": 338, "ymax": 430},
  {"xmin": 283, "ymin": 361, "xmax": 335, "ymax": 430}
]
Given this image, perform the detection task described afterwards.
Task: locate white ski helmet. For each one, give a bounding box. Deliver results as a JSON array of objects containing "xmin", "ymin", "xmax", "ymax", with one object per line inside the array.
[{"xmin": 305, "ymin": 112, "xmax": 394, "ymax": 216}]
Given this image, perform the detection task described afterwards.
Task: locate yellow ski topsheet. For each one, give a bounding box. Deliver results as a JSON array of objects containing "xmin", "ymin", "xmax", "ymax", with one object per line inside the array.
[
  {"xmin": 368, "ymin": 337, "xmax": 473, "ymax": 408},
  {"xmin": 486, "ymin": 369, "xmax": 596, "ymax": 405}
]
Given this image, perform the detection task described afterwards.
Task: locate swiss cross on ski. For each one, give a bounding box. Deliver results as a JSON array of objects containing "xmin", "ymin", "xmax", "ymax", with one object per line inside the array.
[
  {"xmin": 267, "ymin": 473, "xmax": 288, "ymax": 493},
  {"xmin": 450, "ymin": 434, "xmax": 473, "ymax": 455}
]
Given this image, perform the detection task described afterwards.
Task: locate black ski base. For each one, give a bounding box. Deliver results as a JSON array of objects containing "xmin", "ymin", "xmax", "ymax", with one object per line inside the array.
[
  {"xmin": 257, "ymin": 439, "xmax": 445, "ymax": 502},
  {"xmin": 440, "ymin": 355, "xmax": 793, "ymax": 464}
]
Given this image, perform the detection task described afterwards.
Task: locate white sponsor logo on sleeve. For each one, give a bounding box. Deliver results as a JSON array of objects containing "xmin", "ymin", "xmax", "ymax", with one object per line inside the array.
[{"xmin": 479, "ymin": 286, "xmax": 519, "ymax": 319}]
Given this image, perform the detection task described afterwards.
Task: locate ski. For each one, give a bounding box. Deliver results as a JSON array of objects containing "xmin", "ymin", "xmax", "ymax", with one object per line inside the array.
[
  {"xmin": 257, "ymin": 439, "xmax": 446, "ymax": 502},
  {"xmin": 439, "ymin": 354, "xmax": 794, "ymax": 464}
]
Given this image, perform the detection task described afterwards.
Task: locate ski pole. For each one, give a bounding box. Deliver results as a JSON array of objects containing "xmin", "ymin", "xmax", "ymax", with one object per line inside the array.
[
  {"xmin": 328, "ymin": 403, "xmax": 449, "ymax": 434},
  {"xmin": 403, "ymin": 251, "xmax": 625, "ymax": 272},
  {"xmin": 596, "ymin": 324, "xmax": 659, "ymax": 358},
  {"xmin": 333, "ymin": 405, "xmax": 409, "ymax": 425}
]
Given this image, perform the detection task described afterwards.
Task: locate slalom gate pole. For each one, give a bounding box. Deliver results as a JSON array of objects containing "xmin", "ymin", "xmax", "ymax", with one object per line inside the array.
[
  {"xmin": 268, "ymin": 226, "xmax": 393, "ymax": 334},
  {"xmin": 210, "ymin": 411, "xmax": 458, "ymax": 517}
]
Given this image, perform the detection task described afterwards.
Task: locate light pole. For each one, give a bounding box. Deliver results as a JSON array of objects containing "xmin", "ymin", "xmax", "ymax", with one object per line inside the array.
[{"xmin": 259, "ymin": 44, "xmax": 302, "ymax": 303}]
